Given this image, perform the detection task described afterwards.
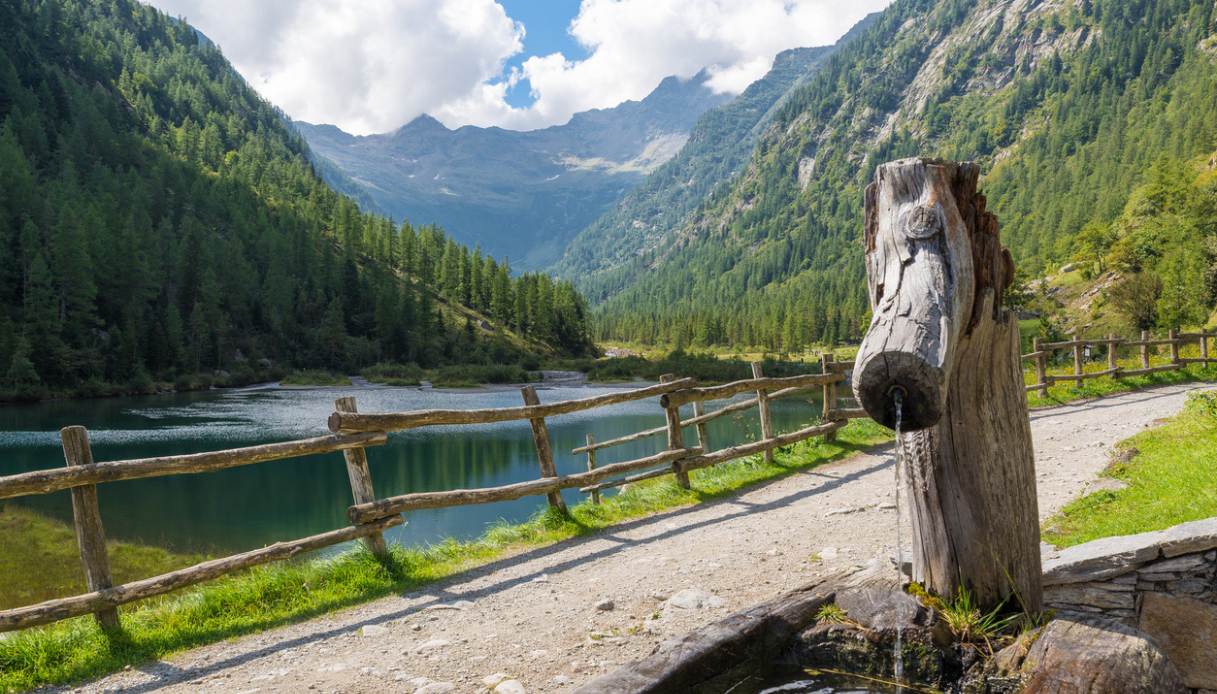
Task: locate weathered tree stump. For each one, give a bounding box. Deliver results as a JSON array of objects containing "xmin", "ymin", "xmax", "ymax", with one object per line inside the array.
[{"xmin": 852, "ymin": 158, "xmax": 1041, "ymax": 611}]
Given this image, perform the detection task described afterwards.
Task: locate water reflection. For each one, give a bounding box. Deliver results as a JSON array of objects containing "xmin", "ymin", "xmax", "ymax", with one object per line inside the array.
[{"xmin": 0, "ymin": 383, "xmax": 824, "ymax": 555}]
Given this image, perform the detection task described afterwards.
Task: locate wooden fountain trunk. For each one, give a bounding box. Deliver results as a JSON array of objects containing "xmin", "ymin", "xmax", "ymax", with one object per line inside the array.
[{"xmin": 853, "ymin": 159, "xmax": 1041, "ymax": 612}]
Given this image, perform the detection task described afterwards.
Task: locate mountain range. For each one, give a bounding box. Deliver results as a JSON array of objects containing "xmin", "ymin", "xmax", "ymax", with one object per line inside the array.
[{"xmin": 296, "ymin": 73, "xmax": 732, "ymax": 268}]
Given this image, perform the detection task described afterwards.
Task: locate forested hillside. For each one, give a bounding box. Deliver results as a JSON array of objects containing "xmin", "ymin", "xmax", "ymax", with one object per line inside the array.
[
  {"xmin": 590, "ymin": 0, "xmax": 1217, "ymax": 350},
  {"xmin": 0, "ymin": 0, "xmax": 592, "ymax": 399}
]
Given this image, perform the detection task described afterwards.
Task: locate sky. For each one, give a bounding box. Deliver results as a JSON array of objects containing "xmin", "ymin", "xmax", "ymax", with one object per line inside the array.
[{"xmin": 145, "ymin": 0, "xmax": 892, "ymax": 135}]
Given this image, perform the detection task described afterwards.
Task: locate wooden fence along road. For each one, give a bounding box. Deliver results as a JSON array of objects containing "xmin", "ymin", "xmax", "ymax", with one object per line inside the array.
[
  {"xmin": 0, "ymin": 359, "xmax": 860, "ymax": 634},
  {"xmin": 0, "ymin": 329, "xmax": 1209, "ymax": 634},
  {"xmin": 1025, "ymin": 328, "xmax": 1216, "ymax": 396}
]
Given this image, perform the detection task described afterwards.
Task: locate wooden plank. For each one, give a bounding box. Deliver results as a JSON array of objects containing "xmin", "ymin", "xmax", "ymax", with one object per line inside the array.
[
  {"xmin": 1202, "ymin": 329, "xmax": 1210, "ymax": 362},
  {"xmin": 334, "ymin": 398, "xmax": 387, "ymax": 558},
  {"xmin": 521, "ymin": 386, "xmax": 568, "ymax": 515},
  {"xmin": 1107, "ymin": 333, "xmax": 1120, "ymax": 378},
  {"xmin": 835, "ymin": 407, "xmax": 869, "ymax": 420},
  {"xmin": 579, "ymin": 465, "xmax": 675, "ymax": 494},
  {"xmin": 679, "ymin": 421, "xmax": 845, "ymax": 474},
  {"xmin": 752, "ymin": 363, "xmax": 774, "ymax": 463},
  {"xmin": 329, "ymin": 378, "xmax": 696, "ymax": 433},
  {"xmin": 0, "ymin": 432, "xmax": 388, "ymax": 501},
  {"xmin": 1033, "ymin": 337, "xmax": 1048, "ymax": 398},
  {"xmin": 1141, "ymin": 330, "xmax": 1151, "ymax": 369},
  {"xmin": 571, "ymin": 424, "xmax": 666, "ymax": 453},
  {"xmin": 347, "ymin": 448, "xmax": 700, "ymax": 523},
  {"xmin": 1169, "ymin": 328, "xmax": 1180, "ymax": 364},
  {"xmin": 1120, "ymin": 364, "xmax": 1184, "ymax": 377},
  {"xmin": 1072, "ymin": 331, "xmax": 1084, "ymax": 387},
  {"xmin": 691, "ymin": 401, "xmax": 711, "ymax": 455},
  {"xmin": 821, "ymin": 354, "xmax": 838, "ymax": 443},
  {"xmin": 61, "ymin": 426, "xmax": 120, "ymax": 631},
  {"xmin": 662, "ymin": 375, "xmax": 692, "ymax": 489},
  {"xmin": 1179, "ymin": 358, "xmax": 1215, "ymax": 365},
  {"xmin": 660, "ymin": 373, "xmax": 840, "ymax": 408},
  {"xmin": 0, "ymin": 515, "xmax": 403, "ymax": 633},
  {"xmin": 584, "ymin": 434, "xmax": 601, "ymax": 505}
]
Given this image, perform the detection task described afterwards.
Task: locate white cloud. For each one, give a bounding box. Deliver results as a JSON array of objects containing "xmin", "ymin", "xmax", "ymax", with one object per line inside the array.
[{"xmin": 146, "ymin": 0, "xmax": 891, "ymax": 134}]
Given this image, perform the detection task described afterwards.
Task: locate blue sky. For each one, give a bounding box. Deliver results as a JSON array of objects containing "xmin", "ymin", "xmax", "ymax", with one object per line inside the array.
[
  {"xmin": 498, "ymin": 0, "xmax": 587, "ymax": 108},
  {"xmin": 146, "ymin": 0, "xmax": 892, "ymax": 134}
]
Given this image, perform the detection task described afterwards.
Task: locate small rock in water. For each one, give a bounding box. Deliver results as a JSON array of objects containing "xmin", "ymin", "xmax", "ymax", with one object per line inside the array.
[
  {"xmin": 494, "ymin": 680, "xmax": 527, "ymax": 694},
  {"xmin": 595, "ymin": 599, "xmax": 615, "ymax": 612}
]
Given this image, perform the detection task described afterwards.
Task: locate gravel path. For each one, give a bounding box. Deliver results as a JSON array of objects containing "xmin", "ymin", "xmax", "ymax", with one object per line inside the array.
[{"xmin": 65, "ymin": 382, "xmax": 1211, "ymax": 694}]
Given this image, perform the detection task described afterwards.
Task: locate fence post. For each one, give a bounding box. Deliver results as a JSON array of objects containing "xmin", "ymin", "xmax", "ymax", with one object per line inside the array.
[
  {"xmin": 751, "ymin": 362, "xmax": 774, "ymax": 462},
  {"xmin": 1202, "ymin": 328, "xmax": 1211, "ymax": 364},
  {"xmin": 660, "ymin": 375, "xmax": 692, "ymax": 489},
  {"xmin": 821, "ymin": 353, "xmax": 839, "ymax": 443},
  {"xmin": 691, "ymin": 401, "xmax": 711, "ymax": 454},
  {"xmin": 60, "ymin": 426, "xmax": 120, "ymax": 631},
  {"xmin": 1169, "ymin": 328, "xmax": 1180, "ymax": 366},
  {"xmin": 334, "ymin": 397, "xmax": 388, "ymax": 558},
  {"xmin": 1141, "ymin": 330, "xmax": 1151, "ymax": 369},
  {"xmin": 1107, "ymin": 333, "xmax": 1120, "ymax": 377},
  {"xmin": 584, "ymin": 433, "xmax": 601, "ymax": 505},
  {"xmin": 521, "ymin": 386, "xmax": 569, "ymax": 515},
  {"xmin": 1071, "ymin": 331, "xmax": 1084, "ymax": 387},
  {"xmin": 1032, "ymin": 337, "xmax": 1048, "ymax": 398}
]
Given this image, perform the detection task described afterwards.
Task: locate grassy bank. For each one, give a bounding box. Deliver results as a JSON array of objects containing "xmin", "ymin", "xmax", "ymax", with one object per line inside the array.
[
  {"xmin": 0, "ymin": 508, "xmax": 206, "ymax": 611},
  {"xmin": 0, "ymin": 420, "xmax": 891, "ymax": 692},
  {"xmin": 1043, "ymin": 390, "xmax": 1217, "ymax": 547}
]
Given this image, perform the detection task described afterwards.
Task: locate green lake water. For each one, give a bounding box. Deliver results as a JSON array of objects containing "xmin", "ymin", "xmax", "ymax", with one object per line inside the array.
[{"xmin": 0, "ymin": 382, "xmax": 827, "ymax": 556}]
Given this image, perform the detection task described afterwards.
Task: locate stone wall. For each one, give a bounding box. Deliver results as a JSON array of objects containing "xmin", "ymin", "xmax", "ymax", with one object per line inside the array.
[{"xmin": 1041, "ymin": 517, "xmax": 1217, "ymax": 690}]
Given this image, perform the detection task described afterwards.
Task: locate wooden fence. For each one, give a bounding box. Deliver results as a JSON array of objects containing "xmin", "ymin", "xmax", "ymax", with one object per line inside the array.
[
  {"xmin": 1023, "ymin": 328, "xmax": 1217, "ymax": 397},
  {"xmin": 0, "ymin": 361, "xmax": 860, "ymax": 634}
]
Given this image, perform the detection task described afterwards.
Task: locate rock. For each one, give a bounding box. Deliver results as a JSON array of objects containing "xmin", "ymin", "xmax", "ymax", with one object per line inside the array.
[
  {"xmin": 1060, "ymin": 262, "xmax": 1078, "ymax": 273},
  {"xmin": 595, "ymin": 599, "xmax": 615, "ymax": 612},
  {"xmin": 425, "ymin": 600, "xmax": 475, "ymax": 611},
  {"xmin": 1041, "ymin": 533, "xmax": 1162, "ymax": 585},
  {"xmin": 1139, "ymin": 592, "xmax": 1217, "ymax": 689},
  {"xmin": 1015, "ymin": 617, "xmax": 1185, "ymax": 693},
  {"xmin": 359, "ymin": 624, "xmax": 389, "ymax": 637},
  {"xmin": 1043, "ymin": 581, "xmax": 1136, "ymax": 611},
  {"xmin": 667, "ymin": 589, "xmax": 724, "ymax": 610},
  {"xmin": 414, "ymin": 639, "xmax": 451, "ymax": 653},
  {"xmin": 1141, "ymin": 552, "xmax": 1208, "ymax": 573},
  {"xmin": 552, "ymin": 674, "xmax": 572, "ymax": 685},
  {"xmin": 1156, "ymin": 517, "xmax": 1217, "ymax": 558},
  {"xmin": 820, "ymin": 547, "xmax": 839, "ymax": 560},
  {"xmin": 482, "ymin": 673, "xmax": 509, "ymax": 687},
  {"xmin": 414, "ymin": 682, "xmax": 456, "ymax": 694},
  {"xmin": 493, "ymin": 679, "xmax": 526, "ymax": 694}
]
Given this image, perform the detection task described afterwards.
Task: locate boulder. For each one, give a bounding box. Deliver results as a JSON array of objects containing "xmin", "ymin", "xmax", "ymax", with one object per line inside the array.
[
  {"xmin": 1139, "ymin": 592, "xmax": 1217, "ymax": 689},
  {"xmin": 1008, "ymin": 617, "xmax": 1185, "ymax": 693}
]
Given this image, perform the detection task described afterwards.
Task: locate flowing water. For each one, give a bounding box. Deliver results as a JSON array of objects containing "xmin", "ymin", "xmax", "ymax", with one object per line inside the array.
[
  {"xmin": 0, "ymin": 382, "xmax": 826, "ymax": 558},
  {"xmin": 891, "ymin": 390, "xmax": 906, "ymax": 689}
]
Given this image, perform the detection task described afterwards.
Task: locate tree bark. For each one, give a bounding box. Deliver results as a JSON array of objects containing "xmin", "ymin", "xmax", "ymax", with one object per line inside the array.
[{"xmin": 852, "ymin": 158, "xmax": 1041, "ymax": 612}]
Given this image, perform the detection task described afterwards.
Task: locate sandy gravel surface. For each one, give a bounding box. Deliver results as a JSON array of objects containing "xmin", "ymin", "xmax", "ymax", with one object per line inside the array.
[{"xmin": 64, "ymin": 382, "xmax": 1211, "ymax": 694}]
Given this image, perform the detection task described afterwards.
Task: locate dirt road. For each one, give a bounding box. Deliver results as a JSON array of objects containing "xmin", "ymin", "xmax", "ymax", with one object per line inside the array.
[{"xmin": 67, "ymin": 382, "xmax": 1209, "ymax": 694}]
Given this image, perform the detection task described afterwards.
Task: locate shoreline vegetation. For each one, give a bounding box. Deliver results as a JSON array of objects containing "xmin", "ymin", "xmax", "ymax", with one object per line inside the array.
[{"xmin": 0, "ymin": 420, "xmax": 891, "ymax": 692}]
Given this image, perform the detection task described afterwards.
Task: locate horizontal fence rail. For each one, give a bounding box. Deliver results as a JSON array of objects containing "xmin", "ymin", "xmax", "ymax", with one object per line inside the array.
[{"xmin": 1024, "ymin": 328, "xmax": 1215, "ymax": 397}]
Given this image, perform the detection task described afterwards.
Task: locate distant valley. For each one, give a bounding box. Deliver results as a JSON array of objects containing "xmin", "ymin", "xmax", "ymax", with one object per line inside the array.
[{"xmin": 296, "ymin": 73, "xmax": 731, "ymax": 268}]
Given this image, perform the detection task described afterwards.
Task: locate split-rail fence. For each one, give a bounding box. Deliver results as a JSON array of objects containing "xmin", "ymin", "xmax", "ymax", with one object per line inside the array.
[
  {"xmin": 1023, "ymin": 328, "xmax": 1217, "ymax": 396},
  {"xmin": 0, "ymin": 358, "xmax": 861, "ymax": 634}
]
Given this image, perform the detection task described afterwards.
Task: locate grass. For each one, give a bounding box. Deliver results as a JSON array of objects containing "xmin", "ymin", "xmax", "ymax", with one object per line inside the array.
[
  {"xmin": 1042, "ymin": 390, "xmax": 1217, "ymax": 547},
  {"xmin": 0, "ymin": 508, "xmax": 207, "ymax": 611},
  {"xmin": 0, "ymin": 419, "xmax": 892, "ymax": 692},
  {"xmin": 279, "ymin": 370, "xmax": 351, "ymax": 387}
]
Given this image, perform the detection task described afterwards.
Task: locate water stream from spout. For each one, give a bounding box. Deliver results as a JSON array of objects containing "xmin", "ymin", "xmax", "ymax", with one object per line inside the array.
[{"xmin": 892, "ymin": 390, "xmax": 905, "ymax": 690}]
